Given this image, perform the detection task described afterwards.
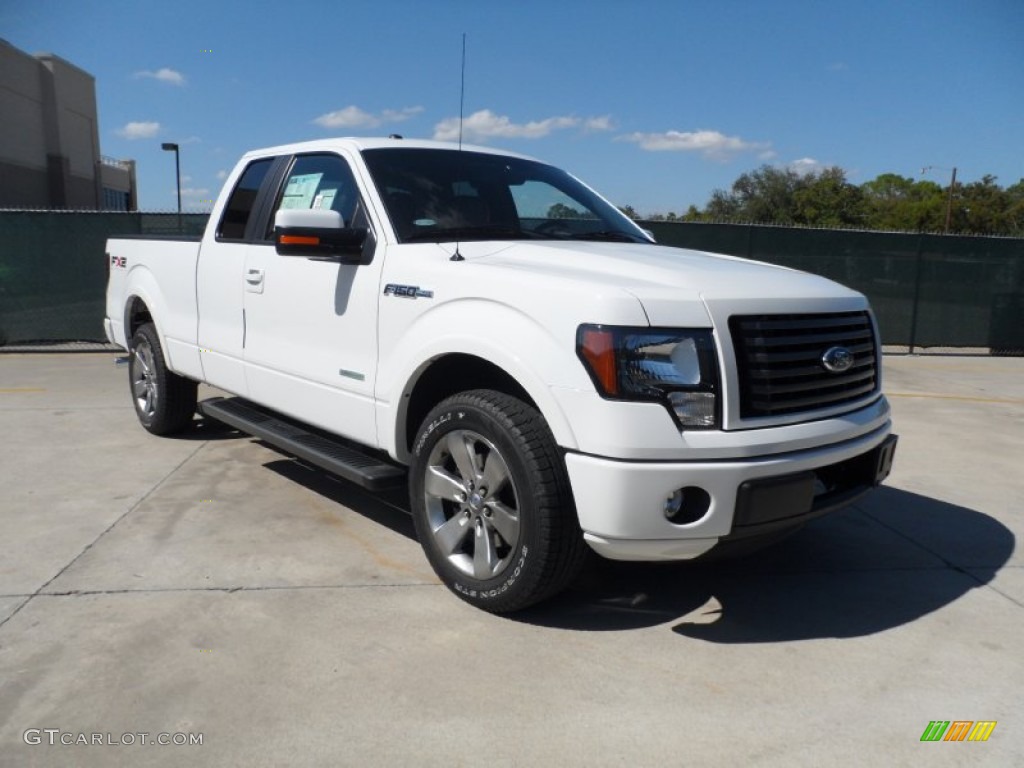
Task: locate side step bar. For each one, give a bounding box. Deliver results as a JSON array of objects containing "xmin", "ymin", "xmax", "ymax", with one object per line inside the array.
[{"xmin": 198, "ymin": 397, "xmax": 407, "ymax": 491}]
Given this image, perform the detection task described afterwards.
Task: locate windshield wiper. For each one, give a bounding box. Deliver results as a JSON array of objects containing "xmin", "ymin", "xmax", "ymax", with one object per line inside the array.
[
  {"xmin": 568, "ymin": 230, "xmax": 644, "ymax": 243},
  {"xmin": 403, "ymin": 225, "xmax": 536, "ymax": 243}
]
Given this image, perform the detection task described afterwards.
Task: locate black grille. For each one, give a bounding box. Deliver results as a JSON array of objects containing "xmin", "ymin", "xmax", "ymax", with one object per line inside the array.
[{"xmin": 730, "ymin": 311, "xmax": 879, "ymax": 418}]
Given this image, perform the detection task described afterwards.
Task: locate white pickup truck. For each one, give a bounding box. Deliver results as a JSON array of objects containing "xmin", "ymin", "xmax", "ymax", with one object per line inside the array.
[{"xmin": 106, "ymin": 136, "xmax": 896, "ymax": 612}]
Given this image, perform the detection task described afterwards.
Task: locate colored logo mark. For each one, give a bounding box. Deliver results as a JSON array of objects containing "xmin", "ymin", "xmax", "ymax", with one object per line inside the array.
[{"xmin": 920, "ymin": 721, "xmax": 997, "ymax": 742}]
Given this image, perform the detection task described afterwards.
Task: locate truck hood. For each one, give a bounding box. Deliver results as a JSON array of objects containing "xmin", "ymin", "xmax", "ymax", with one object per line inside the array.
[{"xmin": 463, "ymin": 240, "xmax": 867, "ymax": 326}]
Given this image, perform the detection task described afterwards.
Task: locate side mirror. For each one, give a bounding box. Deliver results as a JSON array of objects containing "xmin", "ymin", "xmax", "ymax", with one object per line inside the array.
[{"xmin": 274, "ymin": 208, "xmax": 368, "ymax": 263}]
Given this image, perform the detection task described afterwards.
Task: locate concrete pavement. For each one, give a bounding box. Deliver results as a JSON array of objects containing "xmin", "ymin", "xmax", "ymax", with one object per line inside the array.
[{"xmin": 0, "ymin": 352, "xmax": 1021, "ymax": 766}]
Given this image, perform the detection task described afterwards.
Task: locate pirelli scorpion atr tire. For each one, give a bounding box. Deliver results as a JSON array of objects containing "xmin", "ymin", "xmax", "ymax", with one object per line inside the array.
[
  {"xmin": 129, "ymin": 322, "xmax": 197, "ymax": 435},
  {"xmin": 410, "ymin": 390, "xmax": 587, "ymax": 613}
]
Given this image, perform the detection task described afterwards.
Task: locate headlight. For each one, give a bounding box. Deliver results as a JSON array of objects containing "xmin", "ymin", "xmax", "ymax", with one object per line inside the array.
[{"xmin": 576, "ymin": 325, "xmax": 719, "ymax": 429}]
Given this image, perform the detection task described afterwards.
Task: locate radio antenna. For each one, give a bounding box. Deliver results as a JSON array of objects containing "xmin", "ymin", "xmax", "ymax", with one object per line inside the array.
[
  {"xmin": 458, "ymin": 32, "xmax": 466, "ymax": 150},
  {"xmin": 451, "ymin": 33, "xmax": 467, "ymax": 261}
]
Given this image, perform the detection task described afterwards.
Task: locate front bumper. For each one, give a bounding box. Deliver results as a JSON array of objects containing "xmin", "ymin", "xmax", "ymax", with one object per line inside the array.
[{"xmin": 566, "ymin": 424, "xmax": 895, "ymax": 561}]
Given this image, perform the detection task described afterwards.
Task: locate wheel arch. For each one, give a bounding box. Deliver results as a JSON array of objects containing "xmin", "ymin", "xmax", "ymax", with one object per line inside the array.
[
  {"xmin": 392, "ymin": 352, "xmax": 577, "ymax": 464},
  {"xmin": 402, "ymin": 354, "xmax": 532, "ymax": 456},
  {"xmin": 124, "ymin": 295, "xmax": 155, "ymax": 350},
  {"xmin": 119, "ymin": 263, "xmax": 170, "ymax": 357}
]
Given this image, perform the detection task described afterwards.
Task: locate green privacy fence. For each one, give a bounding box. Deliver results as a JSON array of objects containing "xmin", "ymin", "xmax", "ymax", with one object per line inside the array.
[
  {"xmin": 0, "ymin": 212, "xmax": 1021, "ymax": 352},
  {"xmin": 644, "ymin": 221, "xmax": 1024, "ymax": 354},
  {"xmin": 0, "ymin": 212, "xmax": 206, "ymax": 345}
]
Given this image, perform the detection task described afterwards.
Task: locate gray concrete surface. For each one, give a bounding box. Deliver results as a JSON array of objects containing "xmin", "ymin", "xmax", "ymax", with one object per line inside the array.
[{"xmin": 0, "ymin": 352, "xmax": 1021, "ymax": 767}]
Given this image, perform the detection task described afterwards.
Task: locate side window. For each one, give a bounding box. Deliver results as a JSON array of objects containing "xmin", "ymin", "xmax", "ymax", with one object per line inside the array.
[
  {"xmin": 217, "ymin": 158, "xmax": 274, "ymax": 240},
  {"xmin": 266, "ymin": 154, "xmax": 362, "ymax": 239}
]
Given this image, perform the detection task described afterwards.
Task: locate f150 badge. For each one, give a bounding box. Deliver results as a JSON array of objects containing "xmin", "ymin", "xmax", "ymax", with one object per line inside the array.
[{"xmin": 383, "ymin": 284, "xmax": 433, "ymax": 299}]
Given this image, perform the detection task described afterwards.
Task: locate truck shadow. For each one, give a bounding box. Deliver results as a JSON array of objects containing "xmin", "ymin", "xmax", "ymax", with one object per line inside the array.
[
  {"xmin": 225, "ymin": 444, "xmax": 1015, "ymax": 641},
  {"xmin": 258, "ymin": 450, "xmax": 417, "ymax": 542},
  {"xmin": 518, "ymin": 487, "xmax": 1015, "ymax": 640},
  {"xmin": 163, "ymin": 414, "xmax": 245, "ymax": 441}
]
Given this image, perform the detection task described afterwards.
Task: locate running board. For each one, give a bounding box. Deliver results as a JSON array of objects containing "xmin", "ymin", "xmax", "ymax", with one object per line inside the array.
[{"xmin": 198, "ymin": 397, "xmax": 406, "ymax": 491}]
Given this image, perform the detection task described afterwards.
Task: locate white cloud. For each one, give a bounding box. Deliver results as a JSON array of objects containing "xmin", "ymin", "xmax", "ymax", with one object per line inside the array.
[
  {"xmin": 617, "ymin": 129, "xmax": 769, "ymax": 160},
  {"xmin": 116, "ymin": 121, "xmax": 160, "ymax": 139},
  {"xmin": 312, "ymin": 105, "xmax": 423, "ymax": 129},
  {"xmin": 215, "ymin": 169, "xmax": 228, "ymax": 180},
  {"xmin": 583, "ymin": 115, "xmax": 615, "ymax": 133},
  {"xmin": 433, "ymin": 110, "xmax": 586, "ymax": 142},
  {"xmin": 790, "ymin": 157, "xmax": 825, "ymax": 176},
  {"xmin": 180, "ymin": 187, "xmax": 215, "ymax": 210},
  {"xmin": 135, "ymin": 68, "xmax": 186, "ymax": 86}
]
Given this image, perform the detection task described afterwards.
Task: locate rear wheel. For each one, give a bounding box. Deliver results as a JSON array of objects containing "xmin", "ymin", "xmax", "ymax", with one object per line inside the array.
[
  {"xmin": 410, "ymin": 390, "xmax": 586, "ymax": 613},
  {"xmin": 129, "ymin": 322, "xmax": 197, "ymax": 435}
]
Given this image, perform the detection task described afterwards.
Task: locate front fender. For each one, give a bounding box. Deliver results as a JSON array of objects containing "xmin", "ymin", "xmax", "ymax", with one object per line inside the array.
[{"xmin": 377, "ymin": 298, "xmax": 594, "ymax": 460}]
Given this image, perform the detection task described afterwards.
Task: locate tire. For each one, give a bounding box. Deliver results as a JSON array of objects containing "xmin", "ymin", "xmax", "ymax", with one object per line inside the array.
[
  {"xmin": 129, "ymin": 322, "xmax": 197, "ymax": 435},
  {"xmin": 409, "ymin": 390, "xmax": 586, "ymax": 613}
]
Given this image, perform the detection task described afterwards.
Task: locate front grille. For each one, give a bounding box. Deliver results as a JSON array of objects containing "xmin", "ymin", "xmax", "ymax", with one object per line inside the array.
[{"xmin": 730, "ymin": 311, "xmax": 879, "ymax": 418}]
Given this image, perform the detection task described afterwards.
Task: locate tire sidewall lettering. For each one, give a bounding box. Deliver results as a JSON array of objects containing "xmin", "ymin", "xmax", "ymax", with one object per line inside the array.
[
  {"xmin": 412, "ymin": 410, "xmax": 466, "ymax": 457},
  {"xmin": 451, "ymin": 545, "xmax": 529, "ymax": 601}
]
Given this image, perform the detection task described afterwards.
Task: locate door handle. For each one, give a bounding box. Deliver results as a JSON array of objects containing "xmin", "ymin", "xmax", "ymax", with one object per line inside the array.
[{"xmin": 245, "ymin": 268, "xmax": 265, "ymax": 284}]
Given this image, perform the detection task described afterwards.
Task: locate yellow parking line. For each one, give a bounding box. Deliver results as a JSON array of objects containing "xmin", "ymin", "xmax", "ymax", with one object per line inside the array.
[
  {"xmin": 0, "ymin": 387, "xmax": 46, "ymax": 393},
  {"xmin": 887, "ymin": 392, "xmax": 1024, "ymax": 405}
]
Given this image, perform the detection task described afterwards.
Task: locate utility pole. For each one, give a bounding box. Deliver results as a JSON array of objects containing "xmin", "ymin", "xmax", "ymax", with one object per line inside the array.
[
  {"xmin": 943, "ymin": 167, "xmax": 957, "ymax": 234},
  {"xmin": 161, "ymin": 142, "xmax": 182, "ymax": 231}
]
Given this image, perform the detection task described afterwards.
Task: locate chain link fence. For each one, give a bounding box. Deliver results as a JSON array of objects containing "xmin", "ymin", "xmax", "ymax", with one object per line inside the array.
[
  {"xmin": 0, "ymin": 212, "xmax": 1021, "ymax": 354},
  {"xmin": 0, "ymin": 211, "xmax": 206, "ymax": 346},
  {"xmin": 644, "ymin": 221, "xmax": 1024, "ymax": 355}
]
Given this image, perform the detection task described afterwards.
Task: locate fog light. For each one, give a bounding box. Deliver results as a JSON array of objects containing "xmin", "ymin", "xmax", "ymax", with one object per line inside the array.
[
  {"xmin": 664, "ymin": 489, "xmax": 685, "ymax": 519},
  {"xmin": 663, "ymin": 486, "xmax": 712, "ymax": 525}
]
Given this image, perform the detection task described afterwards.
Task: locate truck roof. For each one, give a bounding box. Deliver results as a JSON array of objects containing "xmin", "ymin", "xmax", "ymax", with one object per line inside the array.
[{"xmin": 239, "ymin": 136, "xmax": 537, "ymax": 162}]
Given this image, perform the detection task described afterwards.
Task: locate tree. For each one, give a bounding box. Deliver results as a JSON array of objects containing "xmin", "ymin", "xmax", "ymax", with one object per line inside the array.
[
  {"xmin": 1005, "ymin": 180, "xmax": 1024, "ymax": 236},
  {"xmin": 547, "ymin": 203, "xmax": 586, "ymax": 219},
  {"xmin": 793, "ymin": 167, "xmax": 868, "ymax": 227},
  {"xmin": 958, "ymin": 175, "xmax": 1013, "ymax": 235},
  {"xmin": 726, "ymin": 165, "xmax": 805, "ymax": 223},
  {"xmin": 861, "ymin": 174, "xmax": 945, "ymax": 231},
  {"xmin": 653, "ymin": 167, "xmax": 1024, "ymax": 235}
]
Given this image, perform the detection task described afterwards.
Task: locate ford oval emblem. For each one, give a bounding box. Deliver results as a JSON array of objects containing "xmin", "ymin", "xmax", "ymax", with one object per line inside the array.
[{"xmin": 821, "ymin": 346, "xmax": 854, "ymax": 374}]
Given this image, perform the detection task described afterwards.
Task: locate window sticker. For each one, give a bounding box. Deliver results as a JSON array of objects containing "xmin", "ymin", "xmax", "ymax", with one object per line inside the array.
[
  {"xmin": 312, "ymin": 189, "xmax": 337, "ymax": 210},
  {"xmin": 280, "ymin": 172, "xmax": 324, "ymax": 209}
]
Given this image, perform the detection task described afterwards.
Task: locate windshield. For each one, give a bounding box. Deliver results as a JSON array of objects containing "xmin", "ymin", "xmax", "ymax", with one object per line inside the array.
[{"xmin": 361, "ymin": 148, "xmax": 652, "ymax": 244}]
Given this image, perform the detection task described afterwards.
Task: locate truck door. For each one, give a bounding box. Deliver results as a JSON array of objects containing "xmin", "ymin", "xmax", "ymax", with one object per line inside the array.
[
  {"xmin": 196, "ymin": 157, "xmax": 277, "ymax": 396},
  {"xmin": 242, "ymin": 152, "xmax": 382, "ymax": 447}
]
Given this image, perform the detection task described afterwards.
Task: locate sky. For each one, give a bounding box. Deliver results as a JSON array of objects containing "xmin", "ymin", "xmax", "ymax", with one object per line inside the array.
[{"xmin": 3, "ymin": 0, "xmax": 1022, "ymax": 214}]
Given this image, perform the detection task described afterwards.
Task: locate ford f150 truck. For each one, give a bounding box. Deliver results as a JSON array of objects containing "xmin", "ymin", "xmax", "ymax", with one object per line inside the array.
[{"xmin": 105, "ymin": 136, "xmax": 897, "ymax": 612}]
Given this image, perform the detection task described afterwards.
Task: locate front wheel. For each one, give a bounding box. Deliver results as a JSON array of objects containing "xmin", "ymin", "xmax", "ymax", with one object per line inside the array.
[
  {"xmin": 129, "ymin": 322, "xmax": 197, "ymax": 435},
  {"xmin": 410, "ymin": 390, "xmax": 586, "ymax": 613}
]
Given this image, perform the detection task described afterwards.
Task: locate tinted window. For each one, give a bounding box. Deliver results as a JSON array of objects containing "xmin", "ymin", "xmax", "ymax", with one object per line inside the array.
[
  {"xmin": 265, "ymin": 154, "xmax": 363, "ymax": 239},
  {"xmin": 217, "ymin": 158, "xmax": 273, "ymax": 240},
  {"xmin": 361, "ymin": 148, "xmax": 650, "ymax": 244}
]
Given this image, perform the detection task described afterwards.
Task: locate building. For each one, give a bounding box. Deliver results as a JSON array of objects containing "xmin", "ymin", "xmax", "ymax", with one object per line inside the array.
[{"xmin": 0, "ymin": 38, "xmax": 136, "ymax": 210}]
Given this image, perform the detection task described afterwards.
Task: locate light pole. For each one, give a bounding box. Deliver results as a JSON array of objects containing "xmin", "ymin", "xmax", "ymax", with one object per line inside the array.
[
  {"xmin": 161, "ymin": 142, "xmax": 181, "ymax": 214},
  {"xmin": 921, "ymin": 165, "xmax": 957, "ymax": 234}
]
